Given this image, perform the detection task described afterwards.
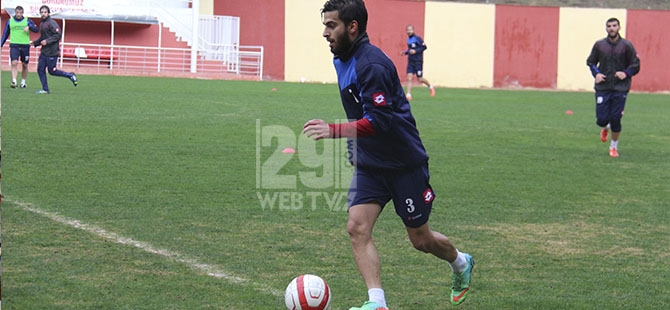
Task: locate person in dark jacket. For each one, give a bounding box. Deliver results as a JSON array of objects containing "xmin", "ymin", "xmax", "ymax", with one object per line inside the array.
[
  {"xmin": 31, "ymin": 5, "xmax": 78, "ymax": 94},
  {"xmin": 586, "ymin": 17, "xmax": 640, "ymax": 158},
  {"xmin": 302, "ymin": 1, "xmax": 474, "ymax": 309},
  {"xmin": 1, "ymin": 6, "xmax": 39, "ymax": 88}
]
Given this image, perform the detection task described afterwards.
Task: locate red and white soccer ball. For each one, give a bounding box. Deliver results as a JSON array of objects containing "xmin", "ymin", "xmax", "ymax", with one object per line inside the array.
[{"xmin": 284, "ymin": 274, "xmax": 332, "ymax": 310}]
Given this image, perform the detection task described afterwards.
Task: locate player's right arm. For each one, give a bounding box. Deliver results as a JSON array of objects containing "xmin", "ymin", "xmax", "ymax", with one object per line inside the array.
[
  {"xmin": 1, "ymin": 21, "xmax": 10, "ymax": 47},
  {"xmin": 302, "ymin": 118, "xmax": 374, "ymax": 140},
  {"xmin": 586, "ymin": 42, "xmax": 601, "ymax": 77}
]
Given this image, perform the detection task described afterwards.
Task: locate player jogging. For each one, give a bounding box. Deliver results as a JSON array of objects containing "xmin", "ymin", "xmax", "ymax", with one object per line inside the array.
[
  {"xmin": 31, "ymin": 5, "xmax": 78, "ymax": 94},
  {"xmin": 303, "ymin": 1, "xmax": 474, "ymax": 309},
  {"xmin": 401, "ymin": 24, "xmax": 435, "ymax": 101},
  {"xmin": 586, "ymin": 17, "xmax": 640, "ymax": 158},
  {"xmin": 1, "ymin": 6, "xmax": 39, "ymax": 88}
]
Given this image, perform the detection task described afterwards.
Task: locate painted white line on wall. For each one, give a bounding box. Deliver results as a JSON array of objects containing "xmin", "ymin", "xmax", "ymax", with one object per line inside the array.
[{"xmin": 12, "ymin": 199, "xmax": 283, "ymax": 296}]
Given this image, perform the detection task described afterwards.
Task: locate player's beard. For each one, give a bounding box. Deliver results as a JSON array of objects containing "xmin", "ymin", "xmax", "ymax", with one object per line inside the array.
[
  {"xmin": 608, "ymin": 31, "xmax": 620, "ymax": 40},
  {"xmin": 332, "ymin": 31, "xmax": 353, "ymax": 56}
]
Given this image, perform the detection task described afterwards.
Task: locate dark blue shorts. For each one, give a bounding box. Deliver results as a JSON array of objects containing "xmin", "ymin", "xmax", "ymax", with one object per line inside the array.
[
  {"xmin": 406, "ymin": 62, "xmax": 424, "ymax": 77},
  {"xmin": 348, "ymin": 164, "xmax": 434, "ymax": 228},
  {"xmin": 10, "ymin": 44, "xmax": 31, "ymax": 63},
  {"xmin": 595, "ymin": 91, "xmax": 626, "ymax": 123}
]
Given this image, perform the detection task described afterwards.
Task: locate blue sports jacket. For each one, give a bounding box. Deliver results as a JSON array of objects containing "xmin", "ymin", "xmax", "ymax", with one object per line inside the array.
[{"xmin": 333, "ymin": 34, "xmax": 428, "ymax": 170}]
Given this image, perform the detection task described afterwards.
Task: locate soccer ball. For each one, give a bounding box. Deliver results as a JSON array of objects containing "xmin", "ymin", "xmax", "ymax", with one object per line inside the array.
[{"xmin": 284, "ymin": 274, "xmax": 332, "ymax": 310}]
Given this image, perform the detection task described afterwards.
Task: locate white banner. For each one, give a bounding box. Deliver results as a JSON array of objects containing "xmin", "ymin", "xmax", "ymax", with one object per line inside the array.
[{"xmin": 2, "ymin": 0, "xmax": 187, "ymax": 20}]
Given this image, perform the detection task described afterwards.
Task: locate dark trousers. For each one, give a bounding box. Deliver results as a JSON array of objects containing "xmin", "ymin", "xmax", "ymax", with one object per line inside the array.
[{"xmin": 37, "ymin": 54, "xmax": 72, "ymax": 92}]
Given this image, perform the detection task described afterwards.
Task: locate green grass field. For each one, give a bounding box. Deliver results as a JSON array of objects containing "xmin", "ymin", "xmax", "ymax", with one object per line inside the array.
[{"xmin": 2, "ymin": 73, "xmax": 669, "ymax": 309}]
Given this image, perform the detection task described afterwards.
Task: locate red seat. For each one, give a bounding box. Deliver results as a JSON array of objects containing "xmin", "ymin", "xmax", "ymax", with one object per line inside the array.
[
  {"xmin": 61, "ymin": 47, "xmax": 77, "ymax": 58},
  {"xmin": 87, "ymin": 49, "xmax": 117, "ymax": 60}
]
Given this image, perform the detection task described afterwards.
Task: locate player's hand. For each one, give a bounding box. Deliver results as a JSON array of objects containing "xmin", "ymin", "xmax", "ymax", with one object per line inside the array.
[
  {"xmin": 302, "ymin": 119, "xmax": 331, "ymax": 140},
  {"xmin": 595, "ymin": 73, "xmax": 606, "ymax": 84},
  {"xmin": 40, "ymin": 40, "xmax": 47, "ymax": 46},
  {"xmin": 23, "ymin": 26, "xmax": 29, "ymax": 32},
  {"xmin": 409, "ymin": 49, "xmax": 416, "ymax": 55},
  {"xmin": 615, "ymin": 71, "xmax": 627, "ymax": 80}
]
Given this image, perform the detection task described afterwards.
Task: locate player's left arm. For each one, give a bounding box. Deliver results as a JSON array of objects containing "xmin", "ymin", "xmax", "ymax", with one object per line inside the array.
[
  {"xmin": 623, "ymin": 42, "xmax": 640, "ymax": 78},
  {"xmin": 44, "ymin": 20, "xmax": 62, "ymax": 44},
  {"xmin": 414, "ymin": 36, "xmax": 427, "ymax": 54}
]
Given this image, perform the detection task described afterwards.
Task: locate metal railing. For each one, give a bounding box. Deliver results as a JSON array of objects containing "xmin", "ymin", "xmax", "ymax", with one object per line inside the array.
[{"xmin": 43, "ymin": 43, "xmax": 264, "ymax": 79}]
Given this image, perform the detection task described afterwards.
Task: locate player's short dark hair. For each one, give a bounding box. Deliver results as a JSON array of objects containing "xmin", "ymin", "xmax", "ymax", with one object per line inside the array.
[
  {"xmin": 40, "ymin": 5, "xmax": 50, "ymax": 13},
  {"xmin": 321, "ymin": 0, "xmax": 368, "ymax": 34},
  {"xmin": 606, "ymin": 17, "xmax": 620, "ymax": 26},
  {"xmin": 15, "ymin": 6, "xmax": 24, "ymax": 11}
]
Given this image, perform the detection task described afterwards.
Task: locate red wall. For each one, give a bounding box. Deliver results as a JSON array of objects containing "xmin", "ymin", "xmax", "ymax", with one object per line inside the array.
[
  {"xmin": 366, "ymin": 0, "xmax": 425, "ymax": 79},
  {"xmin": 626, "ymin": 10, "xmax": 670, "ymax": 92},
  {"xmin": 494, "ymin": 5, "xmax": 559, "ymax": 88},
  {"xmin": 215, "ymin": 0, "xmax": 285, "ymax": 80}
]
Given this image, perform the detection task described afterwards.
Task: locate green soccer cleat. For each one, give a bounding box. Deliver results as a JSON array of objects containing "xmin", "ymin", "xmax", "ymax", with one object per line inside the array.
[
  {"xmin": 70, "ymin": 74, "xmax": 78, "ymax": 87},
  {"xmin": 450, "ymin": 253, "xmax": 474, "ymax": 306},
  {"xmin": 10, "ymin": 82, "xmax": 17, "ymax": 88},
  {"xmin": 349, "ymin": 301, "xmax": 389, "ymax": 310},
  {"xmin": 35, "ymin": 89, "xmax": 50, "ymax": 94}
]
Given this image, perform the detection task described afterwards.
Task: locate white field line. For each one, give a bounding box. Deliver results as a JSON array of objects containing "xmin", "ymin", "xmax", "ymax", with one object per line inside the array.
[{"xmin": 11, "ymin": 199, "xmax": 283, "ymax": 296}]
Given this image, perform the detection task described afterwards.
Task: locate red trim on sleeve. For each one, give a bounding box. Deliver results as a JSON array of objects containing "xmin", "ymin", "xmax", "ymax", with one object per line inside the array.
[{"xmin": 328, "ymin": 118, "xmax": 375, "ymax": 138}]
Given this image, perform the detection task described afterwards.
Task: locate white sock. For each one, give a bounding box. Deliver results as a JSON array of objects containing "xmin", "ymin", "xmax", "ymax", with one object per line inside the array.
[
  {"xmin": 368, "ymin": 288, "xmax": 387, "ymax": 307},
  {"xmin": 449, "ymin": 251, "xmax": 468, "ymax": 274},
  {"xmin": 21, "ymin": 79, "xmax": 26, "ymax": 85},
  {"xmin": 611, "ymin": 140, "xmax": 618, "ymax": 149},
  {"xmin": 12, "ymin": 79, "xmax": 17, "ymax": 84},
  {"xmin": 429, "ymin": 85, "xmax": 434, "ymax": 89}
]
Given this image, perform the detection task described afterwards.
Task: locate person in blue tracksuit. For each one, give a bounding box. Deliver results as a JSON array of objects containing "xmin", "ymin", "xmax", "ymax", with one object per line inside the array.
[
  {"xmin": 302, "ymin": 1, "xmax": 474, "ymax": 309},
  {"xmin": 1, "ymin": 6, "xmax": 39, "ymax": 88},
  {"xmin": 401, "ymin": 24, "xmax": 435, "ymax": 100},
  {"xmin": 31, "ymin": 5, "xmax": 78, "ymax": 94}
]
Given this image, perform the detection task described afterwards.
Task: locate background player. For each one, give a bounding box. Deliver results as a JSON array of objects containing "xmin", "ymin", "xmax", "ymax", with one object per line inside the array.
[
  {"xmin": 1, "ymin": 6, "xmax": 39, "ymax": 88},
  {"xmin": 401, "ymin": 24, "xmax": 435, "ymax": 101}
]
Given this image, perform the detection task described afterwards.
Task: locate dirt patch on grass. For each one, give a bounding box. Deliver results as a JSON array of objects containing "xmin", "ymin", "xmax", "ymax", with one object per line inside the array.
[{"xmin": 473, "ymin": 221, "xmax": 666, "ymax": 257}]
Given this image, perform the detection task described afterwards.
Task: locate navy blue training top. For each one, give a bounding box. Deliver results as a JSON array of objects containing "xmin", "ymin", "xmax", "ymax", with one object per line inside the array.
[
  {"xmin": 333, "ymin": 34, "xmax": 428, "ymax": 170},
  {"xmin": 405, "ymin": 34, "xmax": 427, "ymax": 64}
]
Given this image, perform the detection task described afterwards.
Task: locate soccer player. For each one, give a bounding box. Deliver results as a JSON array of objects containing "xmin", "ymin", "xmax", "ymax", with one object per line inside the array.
[
  {"xmin": 1, "ymin": 6, "xmax": 39, "ymax": 88},
  {"xmin": 31, "ymin": 5, "xmax": 78, "ymax": 94},
  {"xmin": 586, "ymin": 17, "xmax": 640, "ymax": 158},
  {"xmin": 401, "ymin": 24, "xmax": 435, "ymax": 101},
  {"xmin": 303, "ymin": 1, "xmax": 474, "ymax": 309}
]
